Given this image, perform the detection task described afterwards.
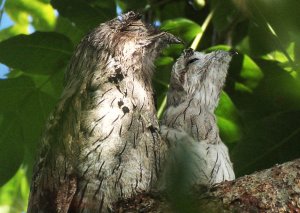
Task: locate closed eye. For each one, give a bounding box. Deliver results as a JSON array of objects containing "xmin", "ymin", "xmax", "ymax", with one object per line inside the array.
[{"xmin": 187, "ymin": 58, "xmax": 199, "ymax": 65}]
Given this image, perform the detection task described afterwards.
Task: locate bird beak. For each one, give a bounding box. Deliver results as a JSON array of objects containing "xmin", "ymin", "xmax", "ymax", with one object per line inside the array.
[
  {"xmin": 162, "ymin": 32, "xmax": 183, "ymax": 44},
  {"xmin": 150, "ymin": 32, "xmax": 183, "ymax": 45},
  {"xmin": 229, "ymin": 49, "xmax": 238, "ymax": 56},
  {"xmin": 183, "ymin": 48, "xmax": 194, "ymax": 58}
]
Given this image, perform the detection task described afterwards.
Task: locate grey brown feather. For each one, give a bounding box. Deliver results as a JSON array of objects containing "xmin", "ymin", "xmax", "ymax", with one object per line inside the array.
[
  {"xmin": 27, "ymin": 11, "xmax": 181, "ymax": 213},
  {"xmin": 161, "ymin": 48, "xmax": 235, "ymax": 188}
]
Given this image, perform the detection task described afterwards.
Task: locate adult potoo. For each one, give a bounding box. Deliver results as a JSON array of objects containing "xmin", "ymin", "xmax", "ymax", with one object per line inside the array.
[
  {"xmin": 27, "ymin": 11, "xmax": 181, "ymax": 212},
  {"xmin": 161, "ymin": 48, "xmax": 235, "ymax": 188}
]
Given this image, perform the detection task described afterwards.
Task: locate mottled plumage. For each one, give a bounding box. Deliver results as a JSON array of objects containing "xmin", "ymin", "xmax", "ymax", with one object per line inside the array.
[
  {"xmin": 161, "ymin": 48, "xmax": 235, "ymax": 187},
  {"xmin": 27, "ymin": 11, "xmax": 181, "ymax": 212}
]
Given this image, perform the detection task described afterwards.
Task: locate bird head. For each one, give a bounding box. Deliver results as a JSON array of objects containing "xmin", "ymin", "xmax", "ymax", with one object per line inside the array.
[
  {"xmin": 65, "ymin": 12, "xmax": 182, "ymax": 85},
  {"xmin": 89, "ymin": 11, "xmax": 182, "ymax": 60},
  {"xmin": 168, "ymin": 48, "xmax": 236, "ymax": 108},
  {"xmin": 171, "ymin": 48, "xmax": 235, "ymax": 93}
]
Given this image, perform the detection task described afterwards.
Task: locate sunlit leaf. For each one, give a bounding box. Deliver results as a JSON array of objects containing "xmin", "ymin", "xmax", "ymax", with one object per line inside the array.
[
  {"xmin": 8, "ymin": 0, "xmax": 56, "ymax": 30},
  {"xmin": 206, "ymin": 44, "xmax": 231, "ymax": 52},
  {"xmin": 155, "ymin": 56, "xmax": 174, "ymax": 67},
  {"xmin": 239, "ymin": 54, "xmax": 264, "ymax": 90},
  {"xmin": 5, "ymin": 9, "xmax": 29, "ymax": 26},
  {"xmin": 160, "ymin": 18, "xmax": 199, "ymax": 57},
  {"xmin": 216, "ymin": 92, "xmax": 242, "ymax": 143},
  {"xmin": 0, "ymin": 10, "xmax": 29, "ymax": 41},
  {"xmin": 161, "ymin": 18, "xmax": 202, "ymax": 44},
  {"xmin": 0, "ymin": 166, "xmax": 29, "ymax": 212},
  {"xmin": 209, "ymin": 45, "xmax": 263, "ymax": 93},
  {"xmin": 0, "ymin": 24, "xmax": 28, "ymax": 41},
  {"xmin": 232, "ymin": 59, "xmax": 300, "ymax": 119},
  {"xmin": 195, "ymin": 0, "xmax": 205, "ymax": 8},
  {"xmin": 262, "ymin": 43, "xmax": 297, "ymax": 76}
]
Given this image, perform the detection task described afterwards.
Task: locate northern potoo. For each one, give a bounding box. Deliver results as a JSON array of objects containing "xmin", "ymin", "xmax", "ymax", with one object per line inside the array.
[
  {"xmin": 27, "ymin": 12, "xmax": 181, "ymax": 212},
  {"xmin": 161, "ymin": 48, "xmax": 235, "ymax": 187}
]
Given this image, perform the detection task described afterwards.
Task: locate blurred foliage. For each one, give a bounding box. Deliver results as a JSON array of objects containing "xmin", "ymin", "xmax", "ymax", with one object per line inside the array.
[
  {"xmin": 0, "ymin": 166, "xmax": 29, "ymax": 213},
  {"xmin": 0, "ymin": 0, "xmax": 300, "ymax": 212}
]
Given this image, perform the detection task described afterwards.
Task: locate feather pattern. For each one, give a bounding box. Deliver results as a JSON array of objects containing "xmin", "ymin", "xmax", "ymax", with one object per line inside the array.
[
  {"xmin": 27, "ymin": 11, "xmax": 181, "ymax": 213},
  {"xmin": 161, "ymin": 49, "xmax": 236, "ymax": 188}
]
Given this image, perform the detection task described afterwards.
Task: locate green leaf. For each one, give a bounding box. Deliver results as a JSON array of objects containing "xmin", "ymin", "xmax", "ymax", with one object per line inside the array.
[
  {"xmin": 160, "ymin": 1, "xmax": 185, "ymax": 22},
  {"xmin": 154, "ymin": 56, "xmax": 175, "ymax": 111},
  {"xmin": 6, "ymin": 0, "xmax": 56, "ymax": 31},
  {"xmin": 232, "ymin": 59, "xmax": 300, "ymax": 119},
  {"xmin": 161, "ymin": 18, "xmax": 202, "ymax": 44},
  {"xmin": 0, "ymin": 25, "xmax": 28, "ymax": 41},
  {"xmin": 217, "ymin": 117, "xmax": 241, "ymax": 144},
  {"xmin": 206, "ymin": 44, "xmax": 231, "ymax": 52},
  {"xmin": 230, "ymin": 59, "xmax": 300, "ymax": 176},
  {"xmin": 0, "ymin": 32, "xmax": 73, "ymax": 74},
  {"xmin": 0, "ymin": 166, "xmax": 29, "ymax": 212},
  {"xmin": 232, "ymin": 111, "xmax": 300, "ymax": 177},
  {"xmin": 38, "ymin": 0, "xmax": 50, "ymax": 3},
  {"xmin": 0, "ymin": 113, "xmax": 24, "ymax": 186},
  {"xmin": 51, "ymin": 0, "xmax": 115, "ymax": 32},
  {"xmin": 194, "ymin": 0, "xmax": 205, "ymax": 9},
  {"xmin": 26, "ymin": 66, "xmax": 64, "ymax": 98},
  {"xmin": 155, "ymin": 56, "xmax": 174, "ymax": 67},
  {"xmin": 0, "ymin": 10, "xmax": 29, "ymax": 41},
  {"xmin": 0, "ymin": 77, "xmax": 35, "ymax": 112},
  {"xmin": 207, "ymin": 45, "xmax": 263, "ymax": 92},
  {"xmin": 0, "ymin": 76, "xmax": 57, "ymax": 185},
  {"xmin": 117, "ymin": 0, "xmax": 147, "ymax": 11},
  {"xmin": 5, "ymin": 8, "xmax": 29, "ymax": 26},
  {"xmin": 55, "ymin": 16, "xmax": 84, "ymax": 44},
  {"xmin": 159, "ymin": 18, "xmax": 198, "ymax": 57},
  {"xmin": 248, "ymin": 22, "xmax": 278, "ymax": 56},
  {"xmin": 238, "ymin": 54, "xmax": 264, "ymax": 91},
  {"xmin": 211, "ymin": 0, "xmax": 239, "ymax": 32},
  {"xmin": 216, "ymin": 92, "xmax": 242, "ymax": 143}
]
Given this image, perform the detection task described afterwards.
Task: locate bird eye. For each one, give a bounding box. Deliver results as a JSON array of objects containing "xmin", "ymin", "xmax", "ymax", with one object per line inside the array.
[{"xmin": 187, "ymin": 58, "xmax": 199, "ymax": 65}]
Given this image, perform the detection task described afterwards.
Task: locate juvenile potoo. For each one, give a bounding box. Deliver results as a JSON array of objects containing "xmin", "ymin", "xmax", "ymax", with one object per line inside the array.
[
  {"xmin": 161, "ymin": 48, "xmax": 235, "ymax": 187},
  {"xmin": 27, "ymin": 12, "xmax": 181, "ymax": 212}
]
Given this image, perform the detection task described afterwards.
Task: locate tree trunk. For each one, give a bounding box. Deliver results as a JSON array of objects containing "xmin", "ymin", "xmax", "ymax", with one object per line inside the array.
[{"xmin": 113, "ymin": 158, "xmax": 300, "ymax": 212}]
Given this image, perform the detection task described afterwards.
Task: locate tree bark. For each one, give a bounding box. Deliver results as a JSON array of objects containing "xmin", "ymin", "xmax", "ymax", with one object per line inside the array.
[{"xmin": 113, "ymin": 158, "xmax": 300, "ymax": 212}]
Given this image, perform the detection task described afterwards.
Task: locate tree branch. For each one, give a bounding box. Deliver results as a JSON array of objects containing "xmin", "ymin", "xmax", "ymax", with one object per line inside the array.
[{"xmin": 113, "ymin": 158, "xmax": 300, "ymax": 212}]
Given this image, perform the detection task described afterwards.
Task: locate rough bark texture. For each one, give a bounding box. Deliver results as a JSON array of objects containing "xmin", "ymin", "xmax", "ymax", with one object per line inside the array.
[{"xmin": 113, "ymin": 158, "xmax": 300, "ymax": 212}]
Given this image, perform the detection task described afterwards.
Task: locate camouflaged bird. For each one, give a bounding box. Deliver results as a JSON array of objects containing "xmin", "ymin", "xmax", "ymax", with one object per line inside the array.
[
  {"xmin": 27, "ymin": 11, "xmax": 181, "ymax": 213},
  {"xmin": 161, "ymin": 48, "xmax": 235, "ymax": 188}
]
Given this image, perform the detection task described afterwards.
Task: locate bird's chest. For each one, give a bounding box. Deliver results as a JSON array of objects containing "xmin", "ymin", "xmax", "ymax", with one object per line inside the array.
[
  {"xmin": 72, "ymin": 74, "xmax": 163, "ymax": 197},
  {"xmin": 79, "ymin": 76, "xmax": 158, "ymax": 158},
  {"xmin": 163, "ymin": 104, "xmax": 219, "ymax": 142}
]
